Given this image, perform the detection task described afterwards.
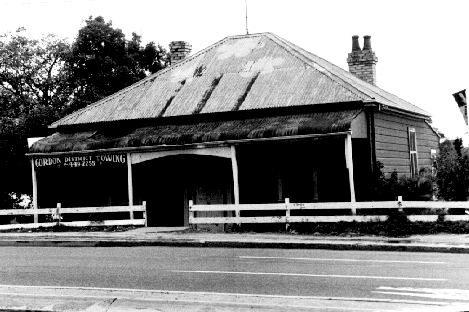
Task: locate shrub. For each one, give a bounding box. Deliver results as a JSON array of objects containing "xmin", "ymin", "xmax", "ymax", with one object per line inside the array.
[
  {"xmin": 436, "ymin": 139, "xmax": 469, "ymax": 201},
  {"xmin": 383, "ymin": 210, "xmax": 411, "ymax": 237},
  {"xmin": 373, "ymin": 164, "xmax": 436, "ymax": 201}
]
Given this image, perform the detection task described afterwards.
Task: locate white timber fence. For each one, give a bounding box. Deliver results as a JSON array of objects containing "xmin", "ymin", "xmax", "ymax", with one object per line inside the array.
[
  {"xmin": 0, "ymin": 202, "xmax": 147, "ymax": 231},
  {"xmin": 189, "ymin": 197, "xmax": 469, "ymax": 227}
]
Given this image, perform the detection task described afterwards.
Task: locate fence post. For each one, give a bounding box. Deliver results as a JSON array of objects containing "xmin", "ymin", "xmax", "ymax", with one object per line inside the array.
[
  {"xmin": 142, "ymin": 201, "xmax": 147, "ymax": 227},
  {"xmin": 285, "ymin": 198, "xmax": 290, "ymax": 231},
  {"xmin": 188, "ymin": 200, "xmax": 194, "ymax": 226},
  {"xmin": 351, "ymin": 202, "xmax": 357, "ymax": 215},
  {"xmin": 56, "ymin": 203, "xmax": 61, "ymax": 227},
  {"xmin": 397, "ymin": 196, "xmax": 403, "ymax": 212},
  {"xmin": 31, "ymin": 158, "xmax": 38, "ymax": 223}
]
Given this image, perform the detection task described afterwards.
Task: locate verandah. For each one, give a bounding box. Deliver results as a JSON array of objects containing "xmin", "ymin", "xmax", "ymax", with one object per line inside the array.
[{"xmin": 28, "ymin": 135, "xmax": 358, "ymax": 226}]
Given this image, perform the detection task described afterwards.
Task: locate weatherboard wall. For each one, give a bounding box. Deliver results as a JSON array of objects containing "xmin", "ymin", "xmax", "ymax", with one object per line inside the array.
[{"xmin": 374, "ymin": 111, "xmax": 439, "ymax": 176}]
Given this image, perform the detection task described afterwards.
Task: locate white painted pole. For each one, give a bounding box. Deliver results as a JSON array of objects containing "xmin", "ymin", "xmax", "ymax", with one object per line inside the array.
[
  {"xmin": 31, "ymin": 158, "xmax": 38, "ymax": 223},
  {"xmin": 57, "ymin": 203, "xmax": 61, "ymax": 227},
  {"xmin": 285, "ymin": 198, "xmax": 290, "ymax": 231},
  {"xmin": 231, "ymin": 146, "xmax": 240, "ymax": 205},
  {"xmin": 143, "ymin": 201, "xmax": 147, "ymax": 227},
  {"xmin": 189, "ymin": 200, "xmax": 194, "ymax": 226},
  {"xmin": 230, "ymin": 146, "xmax": 241, "ymax": 224},
  {"xmin": 345, "ymin": 134, "xmax": 356, "ymax": 208},
  {"xmin": 127, "ymin": 153, "xmax": 134, "ymax": 220}
]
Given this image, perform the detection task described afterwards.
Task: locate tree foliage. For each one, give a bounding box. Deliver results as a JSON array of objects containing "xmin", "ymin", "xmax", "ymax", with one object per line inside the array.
[
  {"xmin": 0, "ymin": 19, "xmax": 170, "ymax": 207},
  {"xmin": 0, "ymin": 29, "xmax": 71, "ymax": 206},
  {"xmin": 0, "ymin": 28, "xmax": 71, "ymax": 134},
  {"xmin": 454, "ymin": 138, "xmax": 463, "ymax": 157},
  {"xmin": 436, "ymin": 139, "xmax": 469, "ymax": 201},
  {"xmin": 65, "ymin": 16, "xmax": 170, "ymax": 112}
]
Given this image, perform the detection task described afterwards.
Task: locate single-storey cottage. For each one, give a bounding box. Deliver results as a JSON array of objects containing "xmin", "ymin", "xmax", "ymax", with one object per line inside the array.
[{"xmin": 28, "ymin": 33, "xmax": 440, "ymax": 227}]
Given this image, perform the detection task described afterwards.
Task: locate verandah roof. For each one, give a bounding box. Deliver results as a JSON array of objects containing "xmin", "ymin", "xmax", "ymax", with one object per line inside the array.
[{"xmin": 29, "ymin": 109, "xmax": 361, "ymax": 154}]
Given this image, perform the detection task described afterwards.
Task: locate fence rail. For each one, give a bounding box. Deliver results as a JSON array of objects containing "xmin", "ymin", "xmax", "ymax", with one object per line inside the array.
[
  {"xmin": 189, "ymin": 198, "xmax": 469, "ymax": 225},
  {"xmin": 0, "ymin": 202, "xmax": 147, "ymax": 230}
]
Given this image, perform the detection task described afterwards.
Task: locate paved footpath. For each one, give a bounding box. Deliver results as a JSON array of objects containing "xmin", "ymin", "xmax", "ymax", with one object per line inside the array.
[
  {"xmin": 3, "ymin": 284, "xmax": 469, "ymax": 312},
  {"xmin": 0, "ymin": 227, "xmax": 468, "ymax": 253}
]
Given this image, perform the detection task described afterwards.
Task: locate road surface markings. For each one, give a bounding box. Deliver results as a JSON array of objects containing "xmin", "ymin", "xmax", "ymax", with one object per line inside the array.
[
  {"xmin": 172, "ymin": 270, "xmax": 446, "ymax": 281},
  {"xmin": 239, "ymin": 256, "xmax": 446, "ymax": 264},
  {"xmin": 373, "ymin": 287, "xmax": 469, "ymax": 301}
]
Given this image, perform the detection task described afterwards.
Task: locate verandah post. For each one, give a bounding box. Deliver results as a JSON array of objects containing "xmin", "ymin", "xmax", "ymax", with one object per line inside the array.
[
  {"xmin": 230, "ymin": 146, "xmax": 241, "ymax": 224},
  {"xmin": 56, "ymin": 203, "xmax": 61, "ymax": 226},
  {"xmin": 127, "ymin": 153, "xmax": 134, "ymax": 220},
  {"xmin": 31, "ymin": 158, "xmax": 38, "ymax": 223},
  {"xmin": 345, "ymin": 133, "xmax": 356, "ymax": 213}
]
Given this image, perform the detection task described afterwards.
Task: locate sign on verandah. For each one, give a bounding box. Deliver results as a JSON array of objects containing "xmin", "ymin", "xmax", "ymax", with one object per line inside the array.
[{"xmin": 33, "ymin": 154, "xmax": 127, "ymax": 169}]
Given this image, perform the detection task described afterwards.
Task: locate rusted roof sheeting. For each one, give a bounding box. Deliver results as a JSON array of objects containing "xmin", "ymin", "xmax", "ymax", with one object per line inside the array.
[
  {"xmin": 272, "ymin": 35, "xmax": 429, "ymax": 116},
  {"xmin": 201, "ymin": 73, "xmax": 255, "ymax": 113},
  {"xmin": 240, "ymin": 68, "xmax": 360, "ymax": 110},
  {"xmin": 51, "ymin": 33, "xmax": 430, "ymax": 127},
  {"xmin": 31, "ymin": 110, "xmax": 361, "ymax": 153}
]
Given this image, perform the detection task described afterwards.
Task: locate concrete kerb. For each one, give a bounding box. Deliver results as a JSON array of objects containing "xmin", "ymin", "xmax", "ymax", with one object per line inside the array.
[{"xmin": 0, "ymin": 238, "xmax": 468, "ymax": 253}]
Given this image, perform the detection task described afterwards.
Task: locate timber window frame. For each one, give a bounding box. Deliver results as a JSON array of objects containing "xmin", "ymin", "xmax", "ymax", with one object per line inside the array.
[
  {"xmin": 431, "ymin": 149, "xmax": 437, "ymax": 176},
  {"xmin": 408, "ymin": 127, "xmax": 418, "ymax": 177}
]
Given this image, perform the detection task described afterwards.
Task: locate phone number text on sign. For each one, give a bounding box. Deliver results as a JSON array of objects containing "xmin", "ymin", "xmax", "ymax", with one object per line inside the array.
[{"xmin": 64, "ymin": 160, "xmax": 96, "ymax": 167}]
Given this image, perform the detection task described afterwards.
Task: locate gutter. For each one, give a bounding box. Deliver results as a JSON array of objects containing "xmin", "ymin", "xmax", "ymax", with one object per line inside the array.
[
  {"xmin": 361, "ymin": 98, "xmax": 432, "ymax": 120},
  {"xmin": 379, "ymin": 105, "xmax": 432, "ymax": 120}
]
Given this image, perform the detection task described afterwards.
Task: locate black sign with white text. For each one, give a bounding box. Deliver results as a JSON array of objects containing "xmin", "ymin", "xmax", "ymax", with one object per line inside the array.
[{"xmin": 33, "ymin": 154, "xmax": 127, "ymax": 169}]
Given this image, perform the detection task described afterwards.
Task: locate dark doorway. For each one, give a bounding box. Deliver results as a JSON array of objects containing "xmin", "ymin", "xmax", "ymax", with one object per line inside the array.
[{"xmin": 133, "ymin": 154, "xmax": 233, "ymax": 227}]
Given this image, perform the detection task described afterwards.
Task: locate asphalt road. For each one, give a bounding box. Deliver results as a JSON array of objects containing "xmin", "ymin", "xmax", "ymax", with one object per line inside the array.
[{"xmin": 0, "ymin": 247, "xmax": 468, "ymax": 309}]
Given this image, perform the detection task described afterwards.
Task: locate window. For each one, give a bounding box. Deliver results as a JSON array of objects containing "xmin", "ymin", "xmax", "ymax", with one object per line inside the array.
[{"xmin": 408, "ymin": 128, "xmax": 418, "ymax": 177}]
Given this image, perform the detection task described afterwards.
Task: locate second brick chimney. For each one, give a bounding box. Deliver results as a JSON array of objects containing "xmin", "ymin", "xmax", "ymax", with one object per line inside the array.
[
  {"xmin": 346, "ymin": 35, "xmax": 378, "ymax": 85},
  {"xmin": 169, "ymin": 41, "xmax": 192, "ymax": 65}
]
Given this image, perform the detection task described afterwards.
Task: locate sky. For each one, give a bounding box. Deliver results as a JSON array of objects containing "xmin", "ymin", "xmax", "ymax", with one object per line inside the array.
[{"xmin": 0, "ymin": 0, "xmax": 468, "ymax": 141}]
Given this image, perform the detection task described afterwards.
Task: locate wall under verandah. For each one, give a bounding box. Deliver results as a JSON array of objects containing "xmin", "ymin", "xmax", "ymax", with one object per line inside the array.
[
  {"xmin": 236, "ymin": 139, "xmax": 351, "ymax": 205},
  {"xmin": 34, "ymin": 160, "xmax": 129, "ymax": 222},
  {"xmin": 132, "ymin": 154, "xmax": 233, "ymax": 231}
]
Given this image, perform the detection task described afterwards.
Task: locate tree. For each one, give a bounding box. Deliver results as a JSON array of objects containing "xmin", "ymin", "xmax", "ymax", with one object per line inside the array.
[
  {"xmin": 65, "ymin": 16, "xmax": 170, "ymax": 112},
  {"xmin": 0, "ymin": 29, "xmax": 71, "ymax": 207},
  {"xmin": 436, "ymin": 139, "xmax": 469, "ymax": 201},
  {"xmin": 0, "ymin": 29, "xmax": 71, "ymax": 130},
  {"xmin": 0, "ymin": 19, "xmax": 170, "ymax": 207},
  {"xmin": 454, "ymin": 138, "xmax": 463, "ymax": 157}
]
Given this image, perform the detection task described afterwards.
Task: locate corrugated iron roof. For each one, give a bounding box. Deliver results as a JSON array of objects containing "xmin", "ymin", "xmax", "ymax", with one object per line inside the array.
[
  {"xmin": 31, "ymin": 109, "xmax": 361, "ymax": 153},
  {"xmin": 51, "ymin": 33, "xmax": 430, "ymax": 128}
]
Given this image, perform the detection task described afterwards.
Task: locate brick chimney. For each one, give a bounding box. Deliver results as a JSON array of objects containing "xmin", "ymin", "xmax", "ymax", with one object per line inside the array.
[
  {"xmin": 347, "ymin": 35, "xmax": 378, "ymax": 85},
  {"xmin": 169, "ymin": 41, "xmax": 192, "ymax": 65}
]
